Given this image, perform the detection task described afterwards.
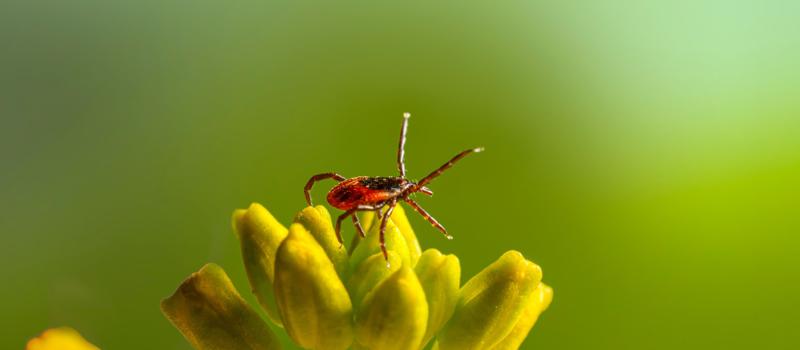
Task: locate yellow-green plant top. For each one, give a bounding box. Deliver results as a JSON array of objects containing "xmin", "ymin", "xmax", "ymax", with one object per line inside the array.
[
  {"xmin": 162, "ymin": 202, "xmax": 553, "ymax": 350},
  {"xmin": 26, "ymin": 327, "xmax": 99, "ymax": 350}
]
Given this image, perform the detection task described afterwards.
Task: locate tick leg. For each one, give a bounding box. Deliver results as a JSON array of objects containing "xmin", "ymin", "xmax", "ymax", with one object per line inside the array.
[
  {"xmin": 352, "ymin": 215, "xmax": 366, "ymax": 238},
  {"xmin": 335, "ymin": 209, "xmax": 358, "ymax": 248},
  {"xmin": 397, "ymin": 113, "xmax": 410, "ymax": 178},
  {"xmin": 304, "ymin": 172, "xmax": 346, "ymax": 206},
  {"xmin": 341, "ymin": 204, "xmax": 381, "ymax": 243},
  {"xmin": 419, "ymin": 186, "xmax": 433, "ymax": 196},
  {"xmin": 404, "ymin": 198, "xmax": 452, "ymax": 240},
  {"xmin": 415, "ymin": 147, "xmax": 484, "ymax": 189},
  {"xmin": 378, "ymin": 200, "xmax": 397, "ymax": 267}
]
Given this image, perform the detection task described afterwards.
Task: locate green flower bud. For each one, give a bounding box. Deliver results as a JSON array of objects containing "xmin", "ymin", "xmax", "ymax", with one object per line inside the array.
[
  {"xmin": 347, "ymin": 251, "xmax": 402, "ymax": 311},
  {"xmin": 349, "ymin": 205, "xmax": 421, "ymax": 266},
  {"xmin": 232, "ymin": 202, "xmax": 288, "ymax": 326},
  {"xmin": 355, "ymin": 267, "xmax": 428, "ymax": 350},
  {"xmin": 160, "ymin": 263, "xmax": 282, "ymax": 350},
  {"xmin": 273, "ymin": 224, "xmax": 353, "ymax": 350},
  {"xmin": 293, "ymin": 205, "xmax": 350, "ymax": 279},
  {"xmin": 414, "ymin": 249, "xmax": 461, "ymax": 349},
  {"xmin": 489, "ymin": 283, "xmax": 554, "ymax": 350},
  {"xmin": 437, "ymin": 251, "xmax": 542, "ymax": 350},
  {"xmin": 349, "ymin": 213, "xmax": 411, "ymax": 269}
]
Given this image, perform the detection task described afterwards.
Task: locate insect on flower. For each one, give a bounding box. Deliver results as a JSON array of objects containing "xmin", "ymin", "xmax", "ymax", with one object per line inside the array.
[{"xmin": 305, "ymin": 112, "xmax": 484, "ymax": 263}]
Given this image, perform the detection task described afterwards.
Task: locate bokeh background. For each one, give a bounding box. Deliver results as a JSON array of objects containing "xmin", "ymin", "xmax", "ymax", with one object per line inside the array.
[{"xmin": 3, "ymin": 1, "xmax": 799, "ymax": 349}]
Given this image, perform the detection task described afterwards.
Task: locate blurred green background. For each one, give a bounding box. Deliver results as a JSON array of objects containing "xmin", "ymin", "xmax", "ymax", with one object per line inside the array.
[{"xmin": 2, "ymin": 1, "xmax": 799, "ymax": 349}]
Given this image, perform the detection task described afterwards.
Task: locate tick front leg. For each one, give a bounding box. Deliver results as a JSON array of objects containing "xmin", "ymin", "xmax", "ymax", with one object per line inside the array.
[
  {"xmin": 304, "ymin": 172, "xmax": 346, "ymax": 206},
  {"xmin": 378, "ymin": 200, "xmax": 397, "ymax": 267},
  {"xmin": 404, "ymin": 198, "xmax": 452, "ymax": 240},
  {"xmin": 397, "ymin": 112, "xmax": 410, "ymax": 177},
  {"xmin": 335, "ymin": 209, "xmax": 357, "ymax": 248}
]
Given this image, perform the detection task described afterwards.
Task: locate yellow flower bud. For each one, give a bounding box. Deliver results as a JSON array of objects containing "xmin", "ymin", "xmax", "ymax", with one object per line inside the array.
[
  {"xmin": 349, "ymin": 213, "xmax": 411, "ymax": 269},
  {"xmin": 414, "ymin": 249, "xmax": 461, "ymax": 349},
  {"xmin": 489, "ymin": 283, "xmax": 554, "ymax": 350},
  {"xmin": 437, "ymin": 251, "xmax": 542, "ymax": 350},
  {"xmin": 273, "ymin": 224, "xmax": 353, "ymax": 350},
  {"xmin": 347, "ymin": 251, "xmax": 402, "ymax": 311},
  {"xmin": 293, "ymin": 205, "xmax": 350, "ymax": 279},
  {"xmin": 385, "ymin": 205, "xmax": 422, "ymax": 265},
  {"xmin": 349, "ymin": 205, "xmax": 421, "ymax": 266},
  {"xmin": 232, "ymin": 202, "xmax": 288, "ymax": 326},
  {"xmin": 26, "ymin": 327, "xmax": 99, "ymax": 350},
  {"xmin": 355, "ymin": 267, "xmax": 428, "ymax": 350},
  {"xmin": 160, "ymin": 263, "xmax": 282, "ymax": 350}
]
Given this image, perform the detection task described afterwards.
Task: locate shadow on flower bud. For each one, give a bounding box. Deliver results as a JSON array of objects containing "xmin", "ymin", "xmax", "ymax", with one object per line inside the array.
[
  {"xmin": 489, "ymin": 283, "xmax": 553, "ymax": 350},
  {"xmin": 26, "ymin": 327, "xmax": 99, "ymax": 350},
  {"xmin": 349, "ymin": 214, "xmax": 411, "ymax": 270},
  {"xmin": 437, "ymin": 251, "xmax": 542, "ymax": 350},
  {"xmin": 160, "ymin": 263, "xmax": 282, "ymax": 350},
  {"xmin": 273, "ymin": 224, "xmax": 354, "ymax": 350},
  {"xmin": 349, "ymin": 205, "xmax": 421, "ymax": 266},
  {"xmin": 348, "ymin": 210, "xmax": 375, "ymax": 255},
  {"xmin": 355, "ymin": 267, "xmax": 428, "ymax": 350},
  {"xmin": 294, "ymin": 205, "xmax": 350, "ymax": 279},
  {"xmin": 414, "ymin": 249, "xmax": 461, "ymax": 349},
  {"xmin": 232, "ymin": 202, "xmax": 288, "ymax": 326}
]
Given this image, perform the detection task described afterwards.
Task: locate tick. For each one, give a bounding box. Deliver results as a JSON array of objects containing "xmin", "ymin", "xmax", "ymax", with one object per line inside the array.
[{"xmin": 304, "ymin": 112, "xmax": 483, "ymax": 262}]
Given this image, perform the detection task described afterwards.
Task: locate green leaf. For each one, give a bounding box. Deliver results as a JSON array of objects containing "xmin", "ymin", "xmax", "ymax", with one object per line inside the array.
[{"xmin": 160, "ymin": 263, "xmax": 282, "ymax": 350}]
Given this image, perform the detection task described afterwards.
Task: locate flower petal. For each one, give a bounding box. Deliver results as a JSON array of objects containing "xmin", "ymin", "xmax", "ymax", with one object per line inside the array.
[
  {"xmin": 414, "ymin": 249, "xmax": 461, "ymax": 349},
  {"xmin": 273, "ymin": 223, "xmax": 354, "ymax": 350},
  {"xmin": 355, "ymin": 267, "xmax": 428, "ymax": 350},
  {"xmin": 293, "ymin": 205, "xmax": 350, "ymax": 279},
  {"xmin": 437, "ymin": 251, "xmax": 542, "ymax": 350},
  {"xmin": 26, "ymin": 327, "xmax": 99, "ymax": 350},
  {"xmin": 232, "ymin": 203, "xmax": 288, "ymax": 326},
  {"xmin": 489, "ymin": 283, "xmax": 554, "ymax": 350},
  {"xmin": 160, "ymin": 263, "xmax": 282, "ymax": 350}
]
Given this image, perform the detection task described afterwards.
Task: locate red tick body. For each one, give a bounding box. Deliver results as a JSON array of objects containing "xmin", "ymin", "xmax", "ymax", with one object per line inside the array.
[
  {"xmin": 327, "ymin": 176, "xmax": 409, "ymax": 211},
  {"xmin": 304, "ymin": 113, "xmax": 483, "ymax": 263}
]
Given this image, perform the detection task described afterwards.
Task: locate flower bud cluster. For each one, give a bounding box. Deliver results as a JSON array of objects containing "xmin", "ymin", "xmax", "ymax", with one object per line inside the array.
[{"xmin": 162, "ymin": 203, "xmax": 552, "ymax": 350}]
